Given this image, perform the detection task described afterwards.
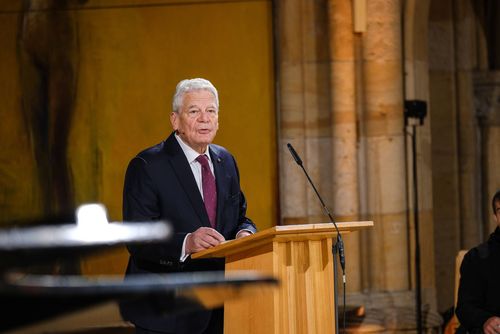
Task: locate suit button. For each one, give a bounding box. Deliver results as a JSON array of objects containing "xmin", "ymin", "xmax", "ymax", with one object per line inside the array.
[{"xmin": 160, "ymin": 260, "xmax": 173, "ymax": 266}]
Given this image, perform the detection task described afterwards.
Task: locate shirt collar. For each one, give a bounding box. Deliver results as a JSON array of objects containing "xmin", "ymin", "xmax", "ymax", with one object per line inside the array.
[{"xmin": 174, "ymin": 132, "xmax": 212, "ymax": 164}]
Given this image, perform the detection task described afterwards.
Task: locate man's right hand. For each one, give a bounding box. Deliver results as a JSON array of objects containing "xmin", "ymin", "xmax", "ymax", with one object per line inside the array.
[
  {"xmin": 483, "ymin": 316, "xmax": 500, "ymax": 334},
  {"xmin": 185, "ymin": 227, "xmax": 225, "ymax": 254}
]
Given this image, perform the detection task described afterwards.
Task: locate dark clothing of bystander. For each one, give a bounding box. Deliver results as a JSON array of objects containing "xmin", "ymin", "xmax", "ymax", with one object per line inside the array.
[{"xmin": 456, "ymin": 227, "xmax": 500, "ymax": 333}]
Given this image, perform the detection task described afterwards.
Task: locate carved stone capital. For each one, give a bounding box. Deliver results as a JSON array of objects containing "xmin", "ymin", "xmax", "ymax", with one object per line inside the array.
[{"xmin": 474, "ymin": 71, "xmax": 500, "ymax": 126}]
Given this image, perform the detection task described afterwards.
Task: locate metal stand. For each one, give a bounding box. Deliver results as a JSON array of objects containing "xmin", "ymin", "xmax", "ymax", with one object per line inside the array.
[
  {"xmin": 410, "ymin": 122, "xmax": 423, "ymax": 334},
  {"xmin": 333, "ymin": 240, "xmax": 340, "ymax": 334},
  {"xmin": 404, "ymin": 100, "xmax": 427, "ymax": 334}
]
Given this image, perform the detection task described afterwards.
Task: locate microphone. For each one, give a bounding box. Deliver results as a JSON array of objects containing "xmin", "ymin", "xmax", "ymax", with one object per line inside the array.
[
  {"xmin": 286, "ymin": 143, "xmax": 346, "ymax": 274},
  {"xmin": 287, "ymin": 143, "xmax": 303, "ymax": 166}
]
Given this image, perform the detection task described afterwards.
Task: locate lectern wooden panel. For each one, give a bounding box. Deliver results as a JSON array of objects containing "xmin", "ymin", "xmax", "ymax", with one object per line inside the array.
[{"xmin": 192, "ymin": 222, "xmax": 373, "ymax": 334}]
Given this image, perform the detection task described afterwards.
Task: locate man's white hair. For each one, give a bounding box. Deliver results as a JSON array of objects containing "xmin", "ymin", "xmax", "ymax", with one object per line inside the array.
[{"xmin": 172, "ymin": 78, "xmax": 219, "ymax": 113}]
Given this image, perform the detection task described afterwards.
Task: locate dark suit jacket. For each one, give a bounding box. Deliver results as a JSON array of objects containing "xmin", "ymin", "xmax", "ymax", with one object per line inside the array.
[
  {"xmin": 456, "ymin": 227, "xmax": 500, "ymax": 334},
  {"xmin": 120, "ymin": 132, "xmax": 256, "ymax": 333}
]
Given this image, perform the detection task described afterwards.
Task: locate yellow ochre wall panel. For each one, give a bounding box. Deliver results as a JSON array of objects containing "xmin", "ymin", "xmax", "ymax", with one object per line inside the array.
[{"xmin": 0, "ymin": 0, "xmax": 276, "ymax": 275}]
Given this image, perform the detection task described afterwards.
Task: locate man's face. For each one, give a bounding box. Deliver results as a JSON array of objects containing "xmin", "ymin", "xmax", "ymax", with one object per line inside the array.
[
  {"xmin": 170, "ymin": 90, "xmax": 219, "ymax": 153},
  {"xmin": 494, "ymin": 200, "xmax": 500, "ymax": 227}
]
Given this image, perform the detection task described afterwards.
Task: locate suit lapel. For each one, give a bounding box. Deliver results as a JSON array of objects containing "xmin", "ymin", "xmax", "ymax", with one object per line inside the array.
[
  {"xmin": 164, "ymin": 133, "xmax": 211, "ymax": 228},
  {"xmin": 210, "ymin": 147, "xmax": 229, "ymax": 230}
]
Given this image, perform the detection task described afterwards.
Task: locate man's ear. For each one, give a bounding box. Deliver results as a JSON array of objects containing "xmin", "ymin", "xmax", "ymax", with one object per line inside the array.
[{"xmin": 170, "ymin": 112, "xmax": 178, "ymax": 130}]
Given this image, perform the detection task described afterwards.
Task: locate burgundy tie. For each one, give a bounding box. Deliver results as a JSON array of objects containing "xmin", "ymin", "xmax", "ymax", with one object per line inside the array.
[{"xmin": 196, "ymin": 155, "xmax": 217, "ymax": 228}]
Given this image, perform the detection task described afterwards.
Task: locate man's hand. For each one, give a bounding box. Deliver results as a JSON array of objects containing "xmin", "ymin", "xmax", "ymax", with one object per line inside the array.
[
  {"xmin": 186, "ymin": 227, "xmax": 225, "ymax": 253},
  {"xmin": 236, "ymin": 230, "xmax": 252, "ymax": 239},
  {"xmin": 483, "ymin": 316, "xmax": 500, "ymax": 334}
]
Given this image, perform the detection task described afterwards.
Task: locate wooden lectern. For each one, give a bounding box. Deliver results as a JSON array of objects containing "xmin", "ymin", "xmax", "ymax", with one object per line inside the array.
[{"xmin": 193, "ymin": 221, "xmax": 373, "ymax": 334}]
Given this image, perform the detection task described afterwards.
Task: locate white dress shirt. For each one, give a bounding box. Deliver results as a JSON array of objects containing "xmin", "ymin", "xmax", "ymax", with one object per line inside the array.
[{"xmin": 174, "ymin": 133, "xmax": 251, "ymax": 262}]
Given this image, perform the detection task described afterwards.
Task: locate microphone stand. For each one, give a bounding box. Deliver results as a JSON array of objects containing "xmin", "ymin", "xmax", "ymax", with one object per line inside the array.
[
  {"xmin": 286, "ymin": 143, "xmax": 346, "ymax": 334},
  {"xmin": 333, "ymin": 236, "xmax": 342, "ymax": 334}
]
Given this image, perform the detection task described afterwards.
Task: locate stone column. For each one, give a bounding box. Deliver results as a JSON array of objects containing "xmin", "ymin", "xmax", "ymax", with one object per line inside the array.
[
  {"xmin": 428, "ymin": 0, "xmax": 461, "ymax": 311},
  {"xmin": 278, "ymin": 0, "xmax": 333, "ymax": 225},
  {"xmin": 454, "ymin": 0, "xmax": 482, "ymax": 248},
  {"xmin": 403, "ymin": 0, "xmax": 437, "ymax": 309},
  {"xmin": 360, "ymin": 0, "xmax": 409, "ymax": 291},
  {"xmin": 474, "ymin": 71, "xmax": 500, "ymax": 234},
  {"xmin": 327, "ymin": 0, "xmax": 362, "ymax": 293},
  {"xmin": 278, "ymin": 0, "xmax": 307, "ymax": 225}
]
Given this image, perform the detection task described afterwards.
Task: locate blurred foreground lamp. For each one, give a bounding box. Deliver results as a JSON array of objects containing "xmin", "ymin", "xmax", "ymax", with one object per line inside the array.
[{"xmin": 76, "ymin": 203, "xmax": 109, "ymax": 228}]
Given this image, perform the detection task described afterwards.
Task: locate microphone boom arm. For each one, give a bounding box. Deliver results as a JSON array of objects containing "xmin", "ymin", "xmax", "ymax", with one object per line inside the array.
[{"xmin": 286, "ymin": 143, "xmax": 346, "ymax": 273}]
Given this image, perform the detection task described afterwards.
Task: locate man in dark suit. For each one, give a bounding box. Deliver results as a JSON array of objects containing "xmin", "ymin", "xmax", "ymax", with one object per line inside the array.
[
  {"xmin": 121, "ymin": 78, "xmax": 256, "ymax": 334},
  {"xmin": 456, "ymin": 189, "xmax": 500, "ymax": 334}
]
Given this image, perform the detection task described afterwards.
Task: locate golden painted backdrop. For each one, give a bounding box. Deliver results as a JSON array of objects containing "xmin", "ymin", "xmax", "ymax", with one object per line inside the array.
[{"xmin": 0, "ymin": 0, "xmax": 276, "ymax": 274}]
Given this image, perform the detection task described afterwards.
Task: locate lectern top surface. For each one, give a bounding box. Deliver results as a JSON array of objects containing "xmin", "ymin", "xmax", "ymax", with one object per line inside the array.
[{"xmin": 192, "ymin": 221, "xmax": 373, "ymax": 259}]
